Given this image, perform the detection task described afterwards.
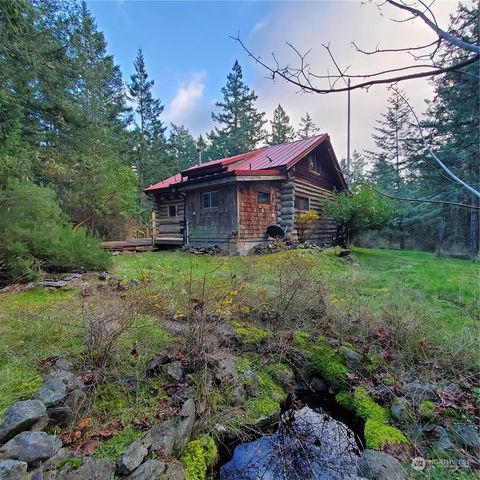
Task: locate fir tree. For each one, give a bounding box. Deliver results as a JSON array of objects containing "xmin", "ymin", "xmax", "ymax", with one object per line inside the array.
[
  {"xmin": 208, "ymin": 61, "xmax": 266, "ymax": 158},
  {"xmin": 366, "ymin": 89, "xmax": 417, "ymax": 248},
  {"xmin": 168, "ymin": 124, "xmax": 197, "ymax": 170},
  {"xmin": 297, "ymin": 112, "xmax": 320, "ymax": 138},
  {"xmin": 421, "ymin": 3, "xmax": 479, "ymax": 256},
  {"xmin": 340, "ymin": 150, "xmax": 367, "ymax": 187},
  {"xmin": 268, "ymin": 104, "xmax": 295, "ymax": 145},
  {"xmin": 128, "ymin": 48, "xmax": 171, "ymax": 209}
]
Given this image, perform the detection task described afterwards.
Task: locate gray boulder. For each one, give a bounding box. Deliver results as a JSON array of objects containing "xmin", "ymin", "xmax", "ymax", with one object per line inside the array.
[
  {"xmin": 118, "ymin": 377, "xmax": 140, "ymax": 394},
  {"xmin": 116, "ymin": 434, "xmax": 152, "ymax": 475},
  {"xmin": 150, "ymin": 419, "xmax": 176, "ymax": 457},
  {"xmin": 163, "ymin": 463, "xmax": 185, "ymax": 480},
  {"xmin": 33, "ymin": 375, "xmax": 67, "ymax": 407},
  {"xmin": 55, "ymin": 457, "xmax": 114, "ymax": 479},
  {"xmin": 162, "ymin": 363, "xmax": 184, "ymax": 383},
  {"xmin": 215, "ymin": 357, "xmax": 237, "ymax": 385},
  {"xmin": 172, "ymin": 399, "xmax": 195, "ymax": 456},
  {"xmin": 270, "ymin": 365, "xmax": 295, "ymax": 390},
  {"xmin": 357, "ymin": 449, "xmax": 405, "ymax": 480},
  {"xmin": 232, "ymin": 386, "xmax": 246, "ymax": 407},
  {"xmin": 168, "ymin": 387, "xmax": 197, "ymax": 408},
  {"xmin": 242, "ymin": 370, "xmax": 259, "ymax": 397},
  {"xmin": 450, "ymin": 423, "xmax": 480, "ymax": 448},
  {"xmin": 401, "ymin": 383, "xmax": 439, "ymax": 403},
  {"xmin": 0, "ymin": 459, "xmax": 28, "ymax": 480},
  {"xmin": 126, "ymin": 460, "xmax": 166, "ymax": 480},
  {"xmin": 390, "ymin": 398, "xmax": 411, "ymax": 423},
  {"xmin": 0, "ymin": 431, "xmax": 62, "ymax": 465},
  {"xmin": 431, "ymin": 426, "xmax": 453, "ymax": 451},
  {"xmin": 0, "ymin": 400, "xmax": 47, "ymax": 444},
  {"xmin": 342, "ymin": 348, "xmax": 364, "ymax": 370}
]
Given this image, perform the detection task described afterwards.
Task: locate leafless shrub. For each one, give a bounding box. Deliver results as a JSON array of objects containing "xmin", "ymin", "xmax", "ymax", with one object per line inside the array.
[{"xmin": 80, "ymin": 291, "xmax": 140, "ymax": 379}]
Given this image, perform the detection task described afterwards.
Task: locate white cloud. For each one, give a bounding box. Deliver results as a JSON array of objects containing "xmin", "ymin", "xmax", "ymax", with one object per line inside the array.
[
  {"xmin": 251, "ymin": 19, "xmax": 268, "ymax": 36},
  {"xmin": 166, "ymin": 72, "xmax": 207, "ymax": 132}
]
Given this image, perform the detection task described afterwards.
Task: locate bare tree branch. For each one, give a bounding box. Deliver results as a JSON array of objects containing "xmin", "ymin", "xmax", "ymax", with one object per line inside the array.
[
  {"xmin": 386, "ymin": 0, "xmax": 480, "ymax": 54},
  {"xmin": 364, "ymin": 183, "xmax": 480, "ymax": 210},
  {"xmin": 390, "ymin": 87, "xmax": 480, "ymax": 199},
  {"xmin": 233, "ymin": 34, "xmax": 479, "ymax": 94}
]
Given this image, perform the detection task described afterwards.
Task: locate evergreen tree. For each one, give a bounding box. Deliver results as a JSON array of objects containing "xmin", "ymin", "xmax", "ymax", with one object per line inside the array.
[
  {"xmin": 297, "ymin": 112, "xmax": 320, "ymax": 138},
  {"xmin": 340, "ymin": 150, "xmax": 367, "ymax": 187},
  {"xmin": 208, "ymin": 61, "xmax": 266, "ymax": 158},
  {"xmin": 128, "ymin": 48, "xmax": 172, "ymax": 209},
  {"xmin": 366, "ymin": 89, "xmax": 417, "ymax": 248},
  {"xmin": 268, "ymin": 104, "xmax": 295, "ymax": 145},
  {"xmin": 422, "ymin": 3, "xmax": 479, "ymax": 256},
  {"xmin": 168, "ymin": 124, "xmax": 197, "ymax": 170},
  {"xmin": 57, "ymin": 1, "xmax": 136, "ymax": 237}
]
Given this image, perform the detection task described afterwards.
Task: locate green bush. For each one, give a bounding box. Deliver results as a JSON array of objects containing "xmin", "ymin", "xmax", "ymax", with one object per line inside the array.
[
  {"xmin": 0, "ymin": 181, "xmax": 111, "ymax": 282},
  {"xmin": 324, "ymin": 185, "xmax": 399, "ymax": 246}
]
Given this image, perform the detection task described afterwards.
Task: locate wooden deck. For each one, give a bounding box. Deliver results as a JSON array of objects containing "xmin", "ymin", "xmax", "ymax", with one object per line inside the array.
[{"xmin": 102, "ymin": 237, "xmax": 183, "ymax": 252}]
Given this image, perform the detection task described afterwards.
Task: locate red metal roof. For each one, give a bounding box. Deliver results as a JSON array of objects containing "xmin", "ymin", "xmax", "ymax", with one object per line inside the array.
[
  {"xmin": 144, "ymin": 134, "xmax": 330, "ymax": 192},
  {"xmin": 144, "ymin": 173, "xmax": 183, "ymax": 192}
]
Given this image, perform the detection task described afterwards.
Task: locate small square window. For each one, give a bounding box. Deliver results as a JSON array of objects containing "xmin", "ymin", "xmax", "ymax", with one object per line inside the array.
[
  {"xmin": 257, "ymin": 192, "xmax": 270, "ymax": 204},
  {"xmin": 295, "ymin": 196, "xmax": 310, "ymax": 211},
  {"xmin": 168, "ymin": 205, "xmax": 177, "ymax": 217},
  {"xmin": 202, "ymin": 191, "xmax": 219, "ymax": 209}
]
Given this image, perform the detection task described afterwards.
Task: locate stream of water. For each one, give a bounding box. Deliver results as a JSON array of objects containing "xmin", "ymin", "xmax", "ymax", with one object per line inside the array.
[{"xmin": 219, "ymin": 391, "xmax": 365, "ymax": 480}]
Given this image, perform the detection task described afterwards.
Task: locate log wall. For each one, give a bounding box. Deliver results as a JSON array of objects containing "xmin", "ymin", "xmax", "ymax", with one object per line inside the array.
[{"xmin": 152, "ymin": 193, "xmax": 184, "ymax": 242}]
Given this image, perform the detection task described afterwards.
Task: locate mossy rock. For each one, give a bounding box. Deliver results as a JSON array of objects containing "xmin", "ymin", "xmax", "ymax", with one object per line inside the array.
[
  {"xmin": 55, "ymin": 457, "xmax": 84, "ymax": 471},
  {"xmin": 304, "ymin": 337, "xmax": 348, "ymax": 390},
  {"xmin": 231, "ymin": 321, "xmax": 270, "ymax": 346},
  {"xmin": 418, "ymin": 400, "xmax": 437, "ymax": 420},
  {"xmin": 220, "ymin": 356, "xmax": 286, "ymax": 432},
  {"xmin": 353, "ymin": 387, "xmax": 409, "ymax": 450},
  {"xmin": 364, "ymin": 419, "xmax": 409, "ymax": 450},
  {"xmin": 353, "ymin": 387, "xmax": 389, "ymax": 424},
  {"xmin": 181, "ymin": 435, "xmax": 217, "ymax": 480}
]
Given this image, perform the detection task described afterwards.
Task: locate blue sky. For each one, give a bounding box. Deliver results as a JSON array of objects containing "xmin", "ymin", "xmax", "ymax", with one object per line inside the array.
[
  {"xmin": 88, "ymin": 1, "xmax": 274, "ymax": 134},
  {"xmin": 88, "ymin": 0, "xmax": 459, "ymax": 158}
]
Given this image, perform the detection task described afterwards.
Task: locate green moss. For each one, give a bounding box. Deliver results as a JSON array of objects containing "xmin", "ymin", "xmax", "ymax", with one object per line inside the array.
[
  {"xmin": 292, "ymin": 331, "xmax": 312, "ymax": 350},
  {"xmin": 224, "ymin": 357, "xmax": 286, "ymax": 431},
  {"xmin": 231, "ymin": 321, "xmax": 270, "ymax": 345},
  {"xmin": 305, "ymin": 337, "xmax": 348, "ymax": 390},
  {"xmin": 383, "ymin": 375, "xmax": 395, "ymax": 386},
  {"xmin": 366, "ymin": 353, "xmax": 387, "ymax": 374},
  {"xmin": 418, "ymin": 400, "xmax": 437, "ymax": 419},
  {"xmin": 266, "ymin": 363, "xmax": 294, "ymax": 386},
  {"xmin": 93, "ymin": 426, "xmax": 142, "ymax": 461},
  {"xmin": 335, "ymin": 391, "xmax": 355, "ymax": 411},
  {"xmin": 364, "ymin": 419, "xmax": 409, "ymax": 450},
  {"xmin": 55, "ymin": 458, "xmax": 84, "ymax": 471},
  {"xmin": 353, "ymin": 387, "xmax": 409, "ymax": 449},
  {"xmin": 353, "ymin": 387, "xmax": 389, "ymax": 423},
  {"xmin": 181, "ymin": 435, "xmax": 217, "ymax": 480}
]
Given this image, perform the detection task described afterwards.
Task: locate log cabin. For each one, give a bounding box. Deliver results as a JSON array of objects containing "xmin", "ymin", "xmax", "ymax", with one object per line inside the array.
[{"xmin": 144, "ymin": 134, "xmax": 347, "ymax": 255}]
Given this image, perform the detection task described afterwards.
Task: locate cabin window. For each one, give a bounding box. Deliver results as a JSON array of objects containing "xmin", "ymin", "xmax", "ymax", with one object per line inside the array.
[
  {"xmin": 309, "ymin": 154, "xmax": 321, "ymax": 174},
  {"xmin": 202, "ymin": 191, "xmax": 219, "ymax": 209},
  {"xmin": 168, "ymin": 205, "xmax": 177, "ymax": 217},
  {"xmin": 295, "ymin": 196, "xmax": 310, "ymax": 211},
  {"xmin": 257, "ymin": 192, "xmax": 270, "ymax": 204}
]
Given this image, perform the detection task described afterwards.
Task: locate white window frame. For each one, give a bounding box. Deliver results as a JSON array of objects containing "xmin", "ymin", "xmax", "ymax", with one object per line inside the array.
[{"xmin": 202, "ymin": 191, "xmax": 219, "ymax": 209}]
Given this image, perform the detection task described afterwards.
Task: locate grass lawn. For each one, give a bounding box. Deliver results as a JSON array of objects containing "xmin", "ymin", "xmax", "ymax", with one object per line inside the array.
[{"xmin": 0, "ymin": 247, "xmax": 477, "ymax": 416}]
